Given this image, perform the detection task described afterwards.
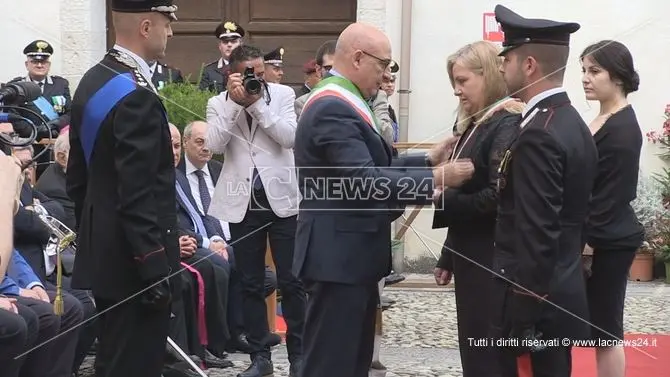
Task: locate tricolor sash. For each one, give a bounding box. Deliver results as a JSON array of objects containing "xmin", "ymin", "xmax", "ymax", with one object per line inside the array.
[{"xmin": 302, "ymin": 75, "xmax": 380, "ymax": 134}]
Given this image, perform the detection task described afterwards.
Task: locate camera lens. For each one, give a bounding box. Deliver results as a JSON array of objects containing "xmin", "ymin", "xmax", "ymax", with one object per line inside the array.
[{"xmin": 245, "ymin": 79, "xmax": 262, "ymax": 95}]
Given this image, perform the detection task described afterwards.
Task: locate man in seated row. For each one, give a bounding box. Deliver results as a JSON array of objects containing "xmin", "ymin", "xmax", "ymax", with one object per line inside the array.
[
  {"xmin": 174, "ymin": 122, "xmax": 281, "ymax": 353},
  {"xmin": 12, "ymin": 145, "xmax": 97, "ymax": 375},
  {"xmin": 0, "ymin": 247, "xmax": 83, "ymax": 377}
]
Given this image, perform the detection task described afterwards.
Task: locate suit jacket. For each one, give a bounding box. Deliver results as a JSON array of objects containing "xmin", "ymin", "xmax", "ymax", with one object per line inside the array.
[
  {"xmin": 492, "ymin": 90, "xmax": 597, "ymax": 341},
  {"xmin": 14, "ymin": 181, "xmax": 66, "ymax": 281},
  {"xmin": 292, "ymin": 81, "xmax": 434, "ymax": 285},
  {"xmin": 175, "ymin": 168, "xmax": 225, "ymax": 246},
  {"xmin": 295, "ymin": 84, "xmax": 310, "ymax": 98},
  {"xmin": 0, "ymin": 249, "xmax": 43, "ymax": 295},
  {"xmin": 205, "ymin": 82, "xmax": 299, "ymax": 223},
  {"xmin": 35, "ymin": 163, "xmax": 76, "ymax": 230},
  {"xmin": 66, "ymin": 50, "xmax": 179, "ymax": 300},
  {"xmin": 176, "ymin": 158, "xmax": 223, "ymax": 186},
  {"xmin": 294, "ymin": 92, "xmax": 309, "ymax": 120}
]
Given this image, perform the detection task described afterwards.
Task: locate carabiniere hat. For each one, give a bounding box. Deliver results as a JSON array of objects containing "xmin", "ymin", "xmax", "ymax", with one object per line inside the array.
[
  {"xmin": 111, "ymin": 0, "xmax": 178, "ymax": 21},
  {"xmin": 24, "ymin": 40, "xmax": 54, "ymax": 61},
  {"xmin": 494, "ymin": 5, "xmax": 580, "ymax": 56},
  {"xmin": 215, "ymin": 21, "xmax": 245, "ymax": 40},
  {"xmin": 264, "ymin": 47, "xmax": 284, "ymax": 67}
]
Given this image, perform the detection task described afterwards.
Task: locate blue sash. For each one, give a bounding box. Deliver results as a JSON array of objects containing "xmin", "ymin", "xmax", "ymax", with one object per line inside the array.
[
  {"xmin": 80, "ymin": 73, "xmax": 135, "ymax": 166},
  {"xmin": 32, "ymin": 97, "xmax": 59, "ymax": 121}
]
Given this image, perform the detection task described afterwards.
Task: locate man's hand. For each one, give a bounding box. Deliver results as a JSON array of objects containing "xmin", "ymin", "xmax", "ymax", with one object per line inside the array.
[
  {"xmin": 19, "ymin": 288, "xmax": 43, "ymax": 301},
  {"xmin": 434, "ymin": 267, "xmax": 452, "ymax": 286},
  {"xmin": 179, "ymin": 235, "xmax": 196, "ymax": 258},
  {"xmin": 210, "ymin": 239, "xmax": 228, "ymax": 261},
  {"xmin": 226, "ymin": 72, "xmax": 262, "ymax": 107},
  {"xmin": 31, "ymin": 286, "xmax": 50, "ymax": 302},
  {"xmin": 427, "ymin": 136, "xmax": 460, "ymax": 166},
  {"xmin": 0, "ymin": 297, "xmax": 18, "ymax": 313},
  {"xmin": 433, "ymin": 159, "xmax": 474, "ymax": 188}
]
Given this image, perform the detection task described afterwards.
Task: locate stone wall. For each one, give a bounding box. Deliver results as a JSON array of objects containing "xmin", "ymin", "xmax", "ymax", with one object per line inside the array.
[{"xmin": 59, "ymin": 0, "xmax": 108, "ymax": 89}]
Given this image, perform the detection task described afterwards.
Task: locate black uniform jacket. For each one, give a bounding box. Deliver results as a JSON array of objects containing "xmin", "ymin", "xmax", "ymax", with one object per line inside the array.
[
  {"xmin": 199, "ymin": 60, "xmax": 229, "ymax": 94},
  {"xmin": 493, "ymin": 91, "xmax": 598, "ymax": 341},
  {"xmin": 586, "ymin": 105, "xmax": 644, "ymax": 251},
  {"xmin": 66, "ymin": 50, "xmax": 179, "ymax": 300},
  {"xmin": 293, "ymin": 93, "xmax": 434, "ymax": 285},
  {"xmin": 151, "ymin": 61, "xmax": 184, "ymax": 90},
  {"xmin": 9, "ymin": 74, "xmax": 72, "ymax": 135}
]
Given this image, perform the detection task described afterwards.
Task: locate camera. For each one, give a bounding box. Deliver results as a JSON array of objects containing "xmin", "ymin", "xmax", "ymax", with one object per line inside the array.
[{"xmin": 242, "ymin": 67, "xmax": 262, "ymax": 95}]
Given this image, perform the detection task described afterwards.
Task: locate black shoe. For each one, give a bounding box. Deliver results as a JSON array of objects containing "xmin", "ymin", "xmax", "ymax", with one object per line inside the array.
[
  {"xmin": 263, "ymin": 332, "xmax": 282, "ymax": 347},
  {"xmin": 237, "ymin": 355, "xmax": 273, "ymax": 377},
  {"xmin": 226, "ymin": 334, "xmax": 254, "ymax": 354},
  {"xmin": 384, "ymin": 272, "xmax": 405, "ymax": 286},
  {"xmin": 289, "ymin": 359, "xmax": 302, "ymax": 377},
  {"xmin": 204, "ymin": 349, "xmax": 233, "ymax": 369}
]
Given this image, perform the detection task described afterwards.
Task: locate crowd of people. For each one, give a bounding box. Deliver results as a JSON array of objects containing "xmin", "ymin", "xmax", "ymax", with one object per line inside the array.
[{"xmin": 0, "ymin": 1, "xmax": 649, "ymax": 377}]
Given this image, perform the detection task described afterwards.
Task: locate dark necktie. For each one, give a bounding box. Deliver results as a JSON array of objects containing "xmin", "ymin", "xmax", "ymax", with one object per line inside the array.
[
  {"xmin": 194, "ymin": 170, "xmax": 211, "ymax": 213},
  {"xmin": 37, "ymin": 81, "xmax": 44, "ymax": 93},
  {"xmin": 246, "ymin": 112, "xmax": 263, "ymax": 190}
]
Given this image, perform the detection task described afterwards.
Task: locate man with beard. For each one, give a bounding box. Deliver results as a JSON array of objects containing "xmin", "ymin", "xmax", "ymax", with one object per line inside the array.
[
  {"xmin": 66, "ymin": 1, "xmax": 180, "ymax": 376},
  {"xmin": 491, "ymin": 5, "xmax": 597, "ymax": 377}
]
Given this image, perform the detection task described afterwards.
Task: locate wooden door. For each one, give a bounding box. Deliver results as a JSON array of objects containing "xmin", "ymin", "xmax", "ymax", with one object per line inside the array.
[{"xmin": 107, "ymin": 0, "xmax": 357, "ymax": 90}]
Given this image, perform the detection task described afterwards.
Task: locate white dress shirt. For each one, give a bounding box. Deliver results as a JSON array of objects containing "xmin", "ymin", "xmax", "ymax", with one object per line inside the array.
[{"xmin": 185, "ymin": 157, "xmax": 231, "ymax": 240}]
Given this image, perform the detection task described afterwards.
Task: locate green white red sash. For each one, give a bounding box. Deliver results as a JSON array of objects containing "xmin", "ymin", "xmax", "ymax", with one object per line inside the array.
[{"xmin": 302, "ymin": 75, "xmax": 381, "ymax": 134}]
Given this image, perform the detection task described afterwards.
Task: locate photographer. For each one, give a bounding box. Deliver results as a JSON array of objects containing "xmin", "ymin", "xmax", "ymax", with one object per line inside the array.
[{"xmin": 205, "ymin": 45, "xmax": 306, "ymax": 377}]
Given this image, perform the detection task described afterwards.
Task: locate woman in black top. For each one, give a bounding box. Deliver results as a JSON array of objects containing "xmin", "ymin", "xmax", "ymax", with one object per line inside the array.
[
  {"xmin": 431, "ymin": 41, "xmax": 522, "ymax": 377},
  {"xmin": 580, "ymin": 40, "xmax": 644, "ymax": 377}
]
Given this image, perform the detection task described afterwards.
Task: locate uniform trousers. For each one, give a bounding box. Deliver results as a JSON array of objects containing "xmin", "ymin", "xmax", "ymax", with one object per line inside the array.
[{"xmin": 94, "ymin": 294, "xmax": 170, "ymax": 377}]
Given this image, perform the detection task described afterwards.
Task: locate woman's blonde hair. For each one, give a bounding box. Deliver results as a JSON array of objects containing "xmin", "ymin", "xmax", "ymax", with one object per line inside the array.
[{"xmin": 447, "ymin": 41, "xmax": 509, "ymax": 133}]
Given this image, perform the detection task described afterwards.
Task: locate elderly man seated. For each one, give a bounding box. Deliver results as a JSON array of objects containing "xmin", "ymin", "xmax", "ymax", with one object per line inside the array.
[
  {"xmin": 172, "ymin": 123, "xmax": 280, "ymax": 354},
  {"xmin": 36, "ymin": 131, "xmax": 76, "ymax": 229}
]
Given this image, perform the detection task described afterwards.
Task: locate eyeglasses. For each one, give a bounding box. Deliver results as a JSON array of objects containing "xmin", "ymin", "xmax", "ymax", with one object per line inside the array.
[{"xmin": 361, "ymin": 51, "xmax": 392, "ymax": 69}]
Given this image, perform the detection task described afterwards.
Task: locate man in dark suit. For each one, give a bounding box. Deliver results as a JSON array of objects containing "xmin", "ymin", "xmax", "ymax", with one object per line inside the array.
[
  {"xmin": 293, "ymin": 23, "xmax": 474, "ymax": 377},
  {"xmin": 35, "ymin": 131, "xmax": 76, "ymax": 229},
  {"xmin": 176, "ymin": 121, "xmax": 280, "ymax": 355},
  {"xmin": 492, "ymin": 5, "xmax": 598, "ymax": 377},
  {"xmin": 66, "ymin": 2, "xmax": 179, "ymax": 377},
  {"xmin": 150, "ymin": 60, "xmax": 184, "ymax": 90}
]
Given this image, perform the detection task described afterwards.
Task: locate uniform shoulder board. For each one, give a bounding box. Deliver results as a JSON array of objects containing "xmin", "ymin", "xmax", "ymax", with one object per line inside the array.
[
  {"xmin": 51, "ymin": 75, "xmax": 69, "ymax": 83},
  {"xmin": 204, "ymin": 60, "xmax": 219, "ymax": 68},
  {"xmin": 8, "ymin": 76, "xmax": 24, "ymax": 83}
]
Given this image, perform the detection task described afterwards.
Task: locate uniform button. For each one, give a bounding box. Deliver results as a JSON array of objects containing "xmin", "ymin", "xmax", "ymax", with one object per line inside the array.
[
  {"xmin": 167, "ymin": 229, "xmax": 172, "ymax": 234},
  {"xmin": 500, "ymin": 268, "xmax": 505, "ymax": 274}
]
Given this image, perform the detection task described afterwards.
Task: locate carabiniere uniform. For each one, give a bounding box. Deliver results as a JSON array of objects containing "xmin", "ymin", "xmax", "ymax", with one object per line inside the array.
[
  {"xmin": 490, "ymin": 4, "xmax": 598, "ymax": 375},
  {"xmin": 66, "ymin": 44, "xmax": 180, "ymax": 302}
]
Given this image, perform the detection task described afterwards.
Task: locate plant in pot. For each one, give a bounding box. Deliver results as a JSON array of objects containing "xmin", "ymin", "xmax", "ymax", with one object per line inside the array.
[
  {"xmin": 630, "ymin": 173, "xmax": 665, "ymax": 281},
  {"xmin": 648, "ymin": 214, "xmax": 670, "ymax": 283}
]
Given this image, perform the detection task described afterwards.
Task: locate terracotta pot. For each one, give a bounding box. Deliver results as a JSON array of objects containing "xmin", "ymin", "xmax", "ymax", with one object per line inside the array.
[{"xmin": 629, "ymin": 252, "xmax": 655, "ymax": 282}]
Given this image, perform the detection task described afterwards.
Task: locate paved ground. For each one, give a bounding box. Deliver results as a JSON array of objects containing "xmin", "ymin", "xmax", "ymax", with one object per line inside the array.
[{"xmin": 79, "ymin": 278, "xmax": 670, "ymax": 377}]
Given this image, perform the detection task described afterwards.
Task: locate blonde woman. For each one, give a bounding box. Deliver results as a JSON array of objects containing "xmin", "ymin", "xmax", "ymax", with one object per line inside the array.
[{"xmin": 431, "ymin": 41, "xmax": 523, "ymax": 377}]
